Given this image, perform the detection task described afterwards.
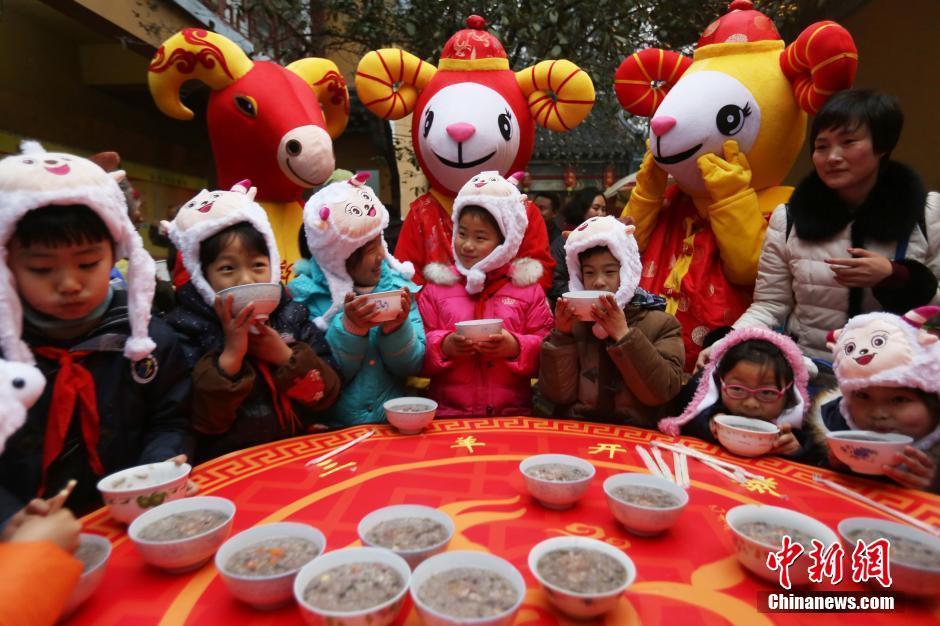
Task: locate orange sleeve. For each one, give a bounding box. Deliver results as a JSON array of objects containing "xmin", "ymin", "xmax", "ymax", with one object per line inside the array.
[{"xmin": 0, "ymin": 542, "xmax": 82, "ymax": 626}]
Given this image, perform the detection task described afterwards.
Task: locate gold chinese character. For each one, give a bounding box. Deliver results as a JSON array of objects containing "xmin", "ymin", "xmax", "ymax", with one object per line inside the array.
[
  {"xmin": 587, "ymin": 443, "xmax": 627, "ymax": 459},
  {"xmin": 451, "ymin": 436, "xmax": 485, "ymax": 453},
  {"xmin": 316, "ymin": 459, "xmax": 357, "ymax": 477},
  {"xmin": 743, "ymin": 476, "xmax": 782, "ymax": 498}
]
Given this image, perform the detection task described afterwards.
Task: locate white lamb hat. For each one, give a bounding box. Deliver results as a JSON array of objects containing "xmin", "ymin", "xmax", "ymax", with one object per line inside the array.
[
  {"xmin": 564, "ymin": 215, "xmax": 643, "ymax": 308},
  {"xmin": 0, "ymin": 141, "xmax": 156, "ymax": 363},
  {"xmin": 162, "ymin": 179, "xmax": 281, "ymax": 306}
]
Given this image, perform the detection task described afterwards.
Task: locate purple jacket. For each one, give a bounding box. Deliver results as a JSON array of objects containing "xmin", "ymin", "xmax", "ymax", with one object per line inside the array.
[{"xmin": 418, "ymin": 260, "xmax": 553, "ymax": 417}]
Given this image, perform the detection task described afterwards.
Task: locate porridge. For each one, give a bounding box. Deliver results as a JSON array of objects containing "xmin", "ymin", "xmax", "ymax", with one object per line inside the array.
[
  {"xmin": 737, "ymin": 521, "xmax": 815, "ymax": 548},
  {"xmin": 138, "ymin": 509, "xmax": 228, "ymax": 542},
  {"xmin": 303, "ymin": 562, "xmax": 404, "ymax": 611},
  {"xmin": 526, "ymin": 463, "xmax": 589, "ymax": 482},
  {"xmin": 225, "ymin": 537, "xmax": 320, "ymax": 576},
  {"xmin": 417, "ymin": 567, "xmax": 518, "ymax": 618},
  {"xmin": 537, "ymin": 548, "xmax": 627, "ymax": 594},
  {"xmin": 611, "ymin": 485, "xmax": 681, "ymax": 508},
  {"xmin": 364, "ymin": 517, "xmax": 449, "ymax": 551},
  {"xmin": 846, "ymin": 529, "xmax": 940, "ymax": 569}
]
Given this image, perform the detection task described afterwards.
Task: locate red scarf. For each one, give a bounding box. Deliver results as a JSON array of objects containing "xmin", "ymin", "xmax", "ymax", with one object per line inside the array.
[
  {"xmin": 33, "ymin": 347, "xmax": 104, "ymax": 493},
  {"xmin": 471, "ymin": 265, "xmax": 511, "ymax": 319},
  {"xmin": 255, "ymin": 361, "xmax": 302, "ymax": 435}
]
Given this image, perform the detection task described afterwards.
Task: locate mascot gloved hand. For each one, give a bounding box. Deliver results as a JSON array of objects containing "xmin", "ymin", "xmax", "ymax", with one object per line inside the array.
[{"xmin": 697, "ymin": 140, "xmax": 753, "ymax": 206}]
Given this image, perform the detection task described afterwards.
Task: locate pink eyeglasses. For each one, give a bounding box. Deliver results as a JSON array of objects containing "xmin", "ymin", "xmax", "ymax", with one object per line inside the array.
[{"xmin": 720, "ymin": 378, "xmax": 792, "ymax": 403}]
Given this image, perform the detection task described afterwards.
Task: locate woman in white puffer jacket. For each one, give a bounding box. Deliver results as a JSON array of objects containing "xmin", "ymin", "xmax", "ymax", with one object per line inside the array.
[{"xmin": 713, "ymin": 90, "xmax": 939, "ymax": 363}]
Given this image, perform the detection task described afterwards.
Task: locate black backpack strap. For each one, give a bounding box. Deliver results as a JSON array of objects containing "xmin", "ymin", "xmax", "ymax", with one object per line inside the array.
[{"xmin": 785, "ymin": 203, "xmax": 794, "ymax": 241}]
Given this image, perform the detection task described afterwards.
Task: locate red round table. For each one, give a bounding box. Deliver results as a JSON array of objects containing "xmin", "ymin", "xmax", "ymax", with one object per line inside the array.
[{"xmin": 68, "ymin": 418, "xmax": 940, "ymax": 625}]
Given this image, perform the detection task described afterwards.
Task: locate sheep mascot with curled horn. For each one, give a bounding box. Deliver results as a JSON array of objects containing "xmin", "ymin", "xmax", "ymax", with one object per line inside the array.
[
  {"xmin": 355, "ymin": 15, "xmax": 595, "ymax": 288},
  {"xmin": 148, "ymin": 29, "xmax": 349, "ymax": 277},
  {"xmin": 614, "ymin": 0, "xmax": 858, "ymax": 371}
]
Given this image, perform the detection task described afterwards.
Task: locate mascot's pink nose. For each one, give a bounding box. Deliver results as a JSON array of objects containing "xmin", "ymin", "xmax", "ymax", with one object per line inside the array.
[
  {"xmin": 650, "ymin": 116, "xmax": 677, "ymax": 136},
  {"xmin": 446, "ymin": 122, "xmax": 476, "ymax": 143}
]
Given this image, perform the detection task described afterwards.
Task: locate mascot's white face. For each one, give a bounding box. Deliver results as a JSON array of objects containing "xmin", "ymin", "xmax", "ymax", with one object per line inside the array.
[
  {"xmin": 418, "ymin": 82, "xmax": 521, "ymax": 194},
  {"xmin": 649, "ymin": 71, "xmax": 762, "ymax": 195}
]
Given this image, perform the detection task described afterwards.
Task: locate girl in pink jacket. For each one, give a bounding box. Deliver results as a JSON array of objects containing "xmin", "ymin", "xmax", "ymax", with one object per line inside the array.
[{"xmin": 418, "ymin": 172, "xmax": 553, "ymax": 417}]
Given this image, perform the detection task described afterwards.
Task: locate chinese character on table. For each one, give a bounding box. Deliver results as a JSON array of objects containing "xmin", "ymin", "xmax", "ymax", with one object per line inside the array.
[
  {"xmin": 743, "ymin": 476, "xmax": 782, "ymax": 498},
  {"xmin": 807, "ymin": 539, "xmax": 845, "ymax": 585},
  {"xmin": 451, "ymin": 436, "xmax": 485, "ymax": 454},
  {"xmin": 314, "ymin": 458, "xmax": 356, "ymax": 477},
  {"xmin": 766, "ymin": 535, "xmax": 805, "ymax": 589},
  {"xmin": 850, "ymin": 538, "xmax": 893, "ymax": 588},
  {"xmin": 587, "ymin": 443, "xmax": 627, "ymax": 459}
]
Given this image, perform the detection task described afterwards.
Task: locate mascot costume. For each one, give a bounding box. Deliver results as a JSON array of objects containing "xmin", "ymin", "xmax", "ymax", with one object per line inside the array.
[
  {"xmin": 614, "ymin": 0, "xmax": 857, "ymax": 370},
  {"xmin": 355, "ymin": 15, "xmax": 595, "ymax": 288},
  {"xmin": 147, "ymin": 28, "xmax": 349, "ymax": 280}
]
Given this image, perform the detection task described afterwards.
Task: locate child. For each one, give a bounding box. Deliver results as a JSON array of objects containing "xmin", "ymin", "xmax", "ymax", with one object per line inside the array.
[
  {"xmin": 540, "ymin": 216, "xmax": 684, "ymax": 426},
  {"xmin": 659, "ymin": 327, "xmax": 810, "ymax": 457},
  {"xmin": 0, "ymin": 142, "xmax": 193, "ymax": 521},
  {"xmin": 165, "ymin": 181, "xmax": 340, "ymax": 461},
  {"xmin": 810, "ymin": 311, "xmax": 939, "ymax": 491},
  {"xmin": 418, "ymin": 171, "xmax": 553, "ymax": 417},
  {"xmin": 288, "ymin": 173, "xmax": 425, "ymax": 427}
]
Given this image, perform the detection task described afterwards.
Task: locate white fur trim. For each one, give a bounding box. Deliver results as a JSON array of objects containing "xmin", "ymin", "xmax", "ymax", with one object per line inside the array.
[
  {"xmin": 509, "ymin": 258, "xmax": 543, "ymax": 287},
  {"xmin": 423, "ymin": 262, "xmax": 460, "ymax": 286},
  {"xmin": 563, "ymin": 216, "xmax": 642, "ymax": 308}
]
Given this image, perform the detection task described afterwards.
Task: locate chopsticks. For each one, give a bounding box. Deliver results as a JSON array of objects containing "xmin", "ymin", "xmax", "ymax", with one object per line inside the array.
[
  {"xmin": 305, "ymin": 429, "xmax": 375, "ymax": 468},
  {"xmin": 635, "ymin": 445, "xmax": 690, "ymax": 488},
  {"xmin": 813, "ymin": 474, "xmax": 940, "ymax": 538},
  {"xmin": 47, "ymin": 479, "xmax": 77, "ymax": 513},
  {"xmin": 651, "ymin": 440, "xmax": 765, "ymax": 481}
]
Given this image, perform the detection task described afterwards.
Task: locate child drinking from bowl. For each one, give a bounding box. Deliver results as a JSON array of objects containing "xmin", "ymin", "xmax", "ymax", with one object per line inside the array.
[
  {"xmin": 418, "ymin": 172, "xmax": 553, "ymax": 417},
  {"xmin": 288, "ymin": 173, "xmax": 425, "ymax": 427},
  {"xmin": 0, "ymin": 143, "xmax": 193, "ymax": 521},
  {"xmin": 539, "ymin": 216, "xmax": 684, "ymax": 425},
  {"xmin": 807, "ymin": 311, "xmax": 939, "ymax": 491},
  {"xmin": 659, "ymin": 328, "xmax": 810, "ymax": 457},
  {"xmin": 165, "ymin": 181, "xmax": 339, "ymax": 461}
]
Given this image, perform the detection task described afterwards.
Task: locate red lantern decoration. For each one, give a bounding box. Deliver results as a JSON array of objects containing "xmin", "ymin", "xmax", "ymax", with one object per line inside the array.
[
  {"xmin": 563, "ymin": 165, "xmax": 577, "ymax": 192},
  {"xmin": 603, "ymin": 164, "xmax": 616, "ymax": 189}
]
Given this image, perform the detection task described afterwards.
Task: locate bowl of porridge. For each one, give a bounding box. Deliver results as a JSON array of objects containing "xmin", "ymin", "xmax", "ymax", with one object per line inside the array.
[
  {"xmin": 128, "ymin": 496, "xmax": 235, "ymax": 573},
  {"xmin": 215, "ymin": 522, "xmax": 325, "ymax": 609},
  {"xmin": 519, "ymin": 454, "xmax": 595, "ymax": 510},
  {"xmin": 356, "ymin": 289, "xmax": 404, "ymax": 323},
  {"xmin": 726, "ymin": 504, "xmax": 840, "ymax": 586},
  {"xmin": 358, "ymin": 504, "xmax": 454, "ymax": 568},
  {"xmin": 528, "ymin": 536, "xmax": 636, "ymax": 619},
  {"xmin": 562, "ymin": 291, "xmax": 607, "ymax": 322},
  {"xmin": 61, "ymin": 533, "xmax": 112, "ymax": 617},
  {"xmin": 383, "ymin": 397, "xmax": 438, "ymax": 435},
  {"xmin": 714, "ymin": 415, "xmax": 780, "ymax": 457},
  {"xmin": 603, "ymin": 473, "xmax": 688, "ymax": 535},
  {"xmin": 838, "ymin": 517, "xmax": 940, "ymax": 597},
  {"xmin": 410, "ymin": 550, "xmax": 525, "ymax": 626},
  {"xmin": 454, "ymin": 319, "xmax": 503, "ymax": 341},
  {"xmin": 216, "ymin": 283, "xmax": 281, "ymax": 322},
  {"xmin": 96, "ymin": 461, "xmax": 191, "ymax": 524},
  {"xmin": 293, "ymin": 546, "xmax": 410, "ymax": 626},
  {"xmin": 825, "ymin": 431, "xmax": 913, "ymax": 475}
]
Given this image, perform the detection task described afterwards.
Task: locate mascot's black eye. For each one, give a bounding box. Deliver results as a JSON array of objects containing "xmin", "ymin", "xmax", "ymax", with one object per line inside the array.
[
  {"xmin": 716, "ymin": 103, "xmax": 750, "ymax": 136},
  {"xmin": 498, "ymin": 110, "xmax": 512, "ymax": 141},
  {"xmin": 423, "ymin": 110, "xmax": 434, "ymax": 138},
  {"xmin": 234, "ymin": 95, "xmax": 257, "ymax": 118},
  {"xmin": 12, "ymin": 378, "xmax": 24, "ymax": 390}
]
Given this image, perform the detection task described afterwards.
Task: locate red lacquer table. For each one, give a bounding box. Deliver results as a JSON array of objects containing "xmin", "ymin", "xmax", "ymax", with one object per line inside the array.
[{"xmin": 68, "ymin": 418, "xmax": 940, "ymax": 625}]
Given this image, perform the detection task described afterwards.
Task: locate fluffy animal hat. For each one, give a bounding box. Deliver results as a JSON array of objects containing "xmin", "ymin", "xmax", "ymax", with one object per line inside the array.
[
  {"xmin": 0, "ymin": 359, "xmax": 45, "ymax": 455},
  {"xmin": 564, "ymin": 215, "xmax": 643, "ymax": 308}
]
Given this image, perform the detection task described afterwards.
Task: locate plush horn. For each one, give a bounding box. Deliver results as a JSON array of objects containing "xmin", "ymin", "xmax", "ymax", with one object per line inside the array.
[
  {"xmin": 516, "ymin": 60, "xmax": 595, "ymax": 132},
  {"xmin": 148, "ymin": 28, "xmax": 253, "ymax": 120},
  {"xmin": 355, "ymin": 49, "xmax": 437, "ymax": 120},
  {"xmin": 286, "ymin": 58, "xmax": 350, "ymax": 139},
  {"xmin": 780, "ymin": 21, "xmax": 858, "ymax": 115},
  {"xmin": 614, "ymin": 48, "xmax": 692, "ymax": 118}
]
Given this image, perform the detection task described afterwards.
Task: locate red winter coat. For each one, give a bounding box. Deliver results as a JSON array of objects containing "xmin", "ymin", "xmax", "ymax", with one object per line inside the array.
[
  {"xmin": 418, "ymin": 261, "xmax": 553, "ymax": 417},
  {"xmin": 395, "ymin": 190, "xmax": 555, "ymax": 290}
]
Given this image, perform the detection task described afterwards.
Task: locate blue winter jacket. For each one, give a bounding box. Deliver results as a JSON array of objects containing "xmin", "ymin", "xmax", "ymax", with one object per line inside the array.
[{"xmin": 288, "ymin": 258, "xmax": 425, "ymax": 426}]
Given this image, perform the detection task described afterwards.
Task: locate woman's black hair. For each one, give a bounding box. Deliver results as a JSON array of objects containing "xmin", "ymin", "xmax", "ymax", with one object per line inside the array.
[
  {"xmin": 12, "ymin": 204, "xmax": 114, "ymax": 250},
  {"xmin": 458, "ymin": 206, "xmax": 505, "ymax": 243},
  {"xmin": 562, "ymin": 187, "xmax": 603, "ymax": 227},
  {"xmin": 199, "ymin": 221, "xmax": 269, "ymax": 271},
  {"xmin": 810, "ymin": 89, "xmax": 903, "ymax": 161},
  {"xmin": 715, "ymin": 339, "xmax": 798, "ymax": 409}
]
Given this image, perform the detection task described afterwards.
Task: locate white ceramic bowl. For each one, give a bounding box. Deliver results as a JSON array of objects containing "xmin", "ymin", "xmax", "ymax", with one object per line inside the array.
[
  {"xmin": 61, "ymin": 533, "xmax": 112, "ymax": 618},
  {"xmin": 528, "ymin": 536, "xmax": 636, "ymax": 619},
  {"xmin": 838, "ymin": 517, "xmax": 940, "ymax": 597},
  {"xmin": 825, "ymin": 431, "xmax": 913, "ymax": 475},
  {"xmin": 215, "ymin": 522, "xmax": 326, "ymax": 609},
  {"xmin": 519, "ymin": 454, "xmax": 595, "ymax": 510},
  {"xmin": 128, "ymin": 496, "xmax": 235, "ymax": 573},
  {"xmin": 562, "ymin": 291, "xmax": 607, "ymax": 321},
  {"xmin": 383, "ymin": 397, "xmax": 437, "ymax": 435},
  {"xmin": 726, "ymin": 504, "xmax": 840, "ymax": 587},
  {"xmin": 357, "ymin": 289, "xmax": 404, "ymax": 323},
  {"xmin": 96, "ymin": 461, "xmax": 192, "ymax": 524},
  {"xmin": 358, "ymin": 504, "xmax": 455, "ymax": 568},
  {"xmin": 714, "ymin": 415, "xmax": 780, "ymax": 457},
  {"xmin": 216, "ymin": 283, "xmax": 281, "ymax": 320},
  {"xmin": 454, "ymin": 319, "xmax": 503, "ymax": 341},
  {"xmin": 410, "ymin": 550, "xmax": 526, "ymax": 626},
  {"xmin": 603, "ymin": 473, "xmax": 688, "ymax": 536},
  {"xmin": 293, "ymin": 547, "xmax": 411, "ymax": 626}
]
